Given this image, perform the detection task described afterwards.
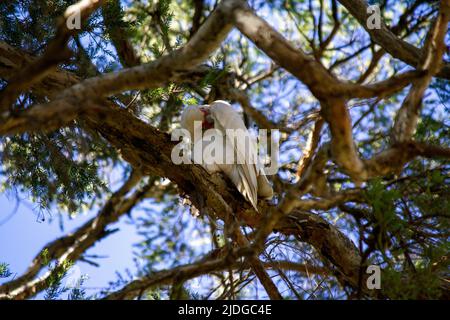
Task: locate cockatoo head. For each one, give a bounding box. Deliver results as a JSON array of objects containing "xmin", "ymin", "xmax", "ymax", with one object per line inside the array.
[{"xmin": 180, "ymin": 104, "xmax": 214, "ymax": 139}]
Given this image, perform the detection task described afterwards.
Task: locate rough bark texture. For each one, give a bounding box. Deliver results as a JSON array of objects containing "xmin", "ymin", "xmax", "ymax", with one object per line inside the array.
[{"xmin": 0, "ymin": 0, "xmax": 449, "ymax": 300}]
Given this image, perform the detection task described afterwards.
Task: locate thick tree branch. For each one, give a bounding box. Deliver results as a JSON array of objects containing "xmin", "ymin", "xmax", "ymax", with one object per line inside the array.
[
  {"xmin": 190, "ymin": 0, "xmax": 205, "ymax": 37},
  {"xmin": 103, "ymin": 254, "xmax": 328, "ymax": 300},
  {"xmin": 0, "ymin": 171, "xmax": 151, "ymax": 300},
  {"xmin": 103, "ymin": 247, "xmax": 251, "ymax": 300},
  {"xmin": 232, "ymin": 3, "xmax": 421, "ymax": 100},
  {"xmin": 0, "ymin": 42, "xmax": 80, "ymax": 98},
  {"xmin": 391, "ymin": 1, "xmax": 450, "ymax": 143},
  {"xmin": 297, "ymin": 117, "xmax": 324, "ymax": 178},
  {"xmin": 231, "ymin": 228, "xmax": 283, "ymax": 299},
  {"xmin": 0, "ymin": 0, "xmax": 105, "ymax": 112},
  {"xmin": 337, "ymin": 0, "xmax": 450, "ymax": 79},
  {"xmin": 0, "ymin": 0, "xmax": 238, "ymax": 131},
  {"xmin": 80, "ymin": 102, "xmax": 368, "ymax": 293},
  {"xmin": 101, "ymin": 0, "xmax": 141, "ymax": 67},
  {"xmin": 0, "ymin": 95, "xmax": 400, "ymax": 297}
]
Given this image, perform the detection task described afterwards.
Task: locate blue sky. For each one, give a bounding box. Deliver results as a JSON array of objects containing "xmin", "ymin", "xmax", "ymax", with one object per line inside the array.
[{"xmin": 0, "ymin": 193, "xmax": 142, "ymax": 298}]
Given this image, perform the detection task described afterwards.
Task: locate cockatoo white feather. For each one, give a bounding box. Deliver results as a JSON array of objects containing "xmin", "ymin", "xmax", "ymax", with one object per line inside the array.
[{"xmin": 180, "ymin": 100, "xmax": 273, "ymax": 210}]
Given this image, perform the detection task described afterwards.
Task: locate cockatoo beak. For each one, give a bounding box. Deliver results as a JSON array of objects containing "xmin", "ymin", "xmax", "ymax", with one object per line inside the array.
[{"xmin": 200, "ymin": 107, "xmax": 214, "ymax": 130}]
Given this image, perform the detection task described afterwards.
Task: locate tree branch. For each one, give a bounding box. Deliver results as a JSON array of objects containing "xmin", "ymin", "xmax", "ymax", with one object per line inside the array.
[
  {"xmin": 0, "ymin": 0, "xmax": 105, "ymax": 112},
  {"xmin": 101, "ymin": 0, "xmax": 141, "ymax": 67},
  {"xmin": 337, "ymin": 0, "xmax": 450, "ymax": 79},
  {"xmin": 391, "ymin": 1, "xmax": 450, "ymax": 143},
  {"xmin": 0, "ymin": 171, "xmax": 152, "ymax": 300}
]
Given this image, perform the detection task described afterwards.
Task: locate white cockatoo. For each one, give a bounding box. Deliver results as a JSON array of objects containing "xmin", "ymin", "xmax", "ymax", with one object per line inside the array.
[{"xmin": 180, "ymin": 100, "xmax": 273, "ymax": 210}]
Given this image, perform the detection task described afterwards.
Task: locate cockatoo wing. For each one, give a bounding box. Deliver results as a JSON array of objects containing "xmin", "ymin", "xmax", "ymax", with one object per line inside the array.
[{"xmin": 209, "ymin": 101, "xmax": 259, "ymax": 210}]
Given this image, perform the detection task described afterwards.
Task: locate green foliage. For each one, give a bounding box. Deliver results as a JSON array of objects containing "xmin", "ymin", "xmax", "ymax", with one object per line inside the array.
[
  {"xmin": 68, "ymin": 275, "xmax": 88, "ymax": 300},
  {"xmin": 0, "ymin": 1, "xmax": 68, "ymax": 48},
  {"xmin": 155, "ymin": 0, "xmax": 174, "ymax": 41},
  {"xmin": 103, "ymin": 0, "xmax": 131, "ymax": 39},
  {"xmin": 146, "ymin": 290, "xmax": 162, "ymax": 300},
  {"xmin": 0, "ymin": 262, "xmax": 12, "ymax": 278},
  {"xmin": 44, "ymin": 259, "xmax": 73, "ymax": 300},
  {"xmin": 365, "ymin": 179, "xmax": 405, "ymax": 249},
  {"xmin": 135, "ymin": 202, "xmax": 197, "ymax": 271},
  {"xmin": 37, "ymin": 249, "xmax": 88, "ymax": 300},
  {"xmin": 127, "ymin": 0, "xmax": 175, "ymax": 60},
  {"xmin": 366, "ymin": 179, "xmax": 401, "ymax": 219},
  {"xmin": 199, "ymin": 67, "xmax": 229, "ymax": 90},
  {"xmin": 364, "ymin": 171, "xmax": 449, "ymax": 298},
  {"xmin": 382, "ymin": 265, "xmax": 443, "ymax": 299},
  {"xmin": 1, "ymin": 132, "xmax": 110, "ymax": 215},
  {"xmin": 40, "ymin": 248, "xmax": 49, "ymax": 266}
]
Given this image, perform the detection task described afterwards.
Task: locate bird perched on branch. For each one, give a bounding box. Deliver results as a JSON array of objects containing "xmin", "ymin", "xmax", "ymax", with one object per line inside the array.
[{"xmin": 180, "ymin": 100, "xmax": 273, "ymax": 210}]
